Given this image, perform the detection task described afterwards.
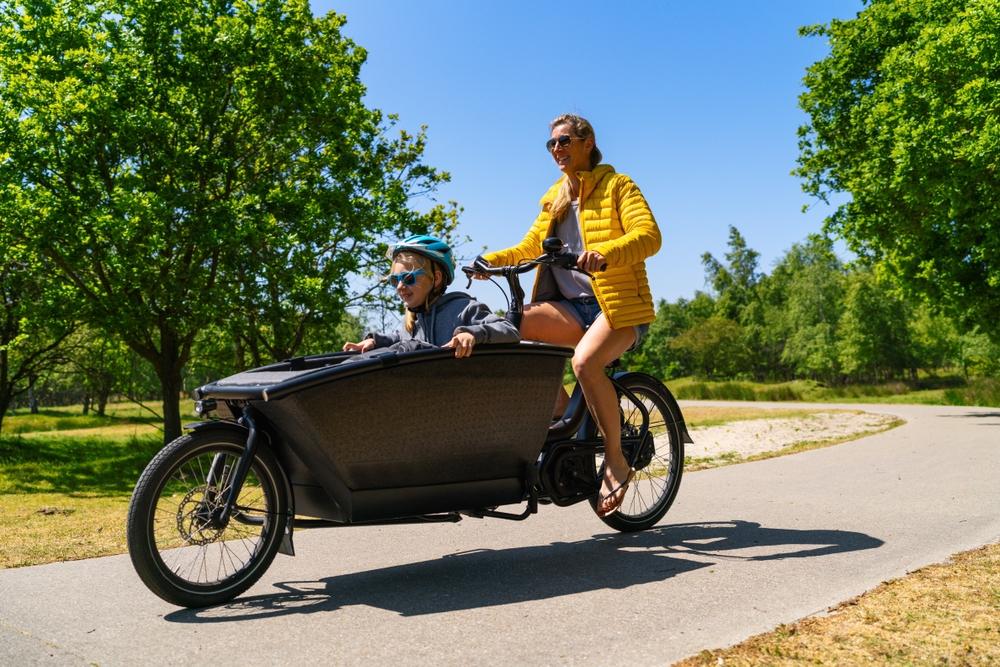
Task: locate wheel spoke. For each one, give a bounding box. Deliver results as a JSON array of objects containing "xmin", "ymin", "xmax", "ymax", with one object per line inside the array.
[{"xmin": 594, "ymin": 377, "xmax": 684, "ymax": 529}]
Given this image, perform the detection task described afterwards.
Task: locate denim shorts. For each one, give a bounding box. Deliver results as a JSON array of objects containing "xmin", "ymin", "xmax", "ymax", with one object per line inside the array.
[
  {"xmin": 557, "ymin": 297, "xmax": 649, "ymax": 351},
  {"xmin": 563, "ymin": 296, "xmax": 603, "ymax": 329}
]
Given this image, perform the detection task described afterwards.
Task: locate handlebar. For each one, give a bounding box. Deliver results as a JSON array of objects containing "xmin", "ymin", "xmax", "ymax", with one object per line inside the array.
[
  {"xmin": 461, "ymin": 238, "xmax": 602, "ymax": 281},
  {"xmin": 460, "ymin": 237, "xmax": 605, "ymax": 330}
]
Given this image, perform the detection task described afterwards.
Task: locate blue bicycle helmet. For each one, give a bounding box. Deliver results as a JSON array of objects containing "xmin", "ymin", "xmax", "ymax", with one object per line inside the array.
[{"xmin": 387, "ymin": 234, "xmax": 456, "ymax": 285}]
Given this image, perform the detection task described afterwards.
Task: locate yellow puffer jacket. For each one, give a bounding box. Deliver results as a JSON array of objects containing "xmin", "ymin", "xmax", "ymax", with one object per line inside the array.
[{"xmin": 483, "ymin": 164, "xmax": 661, "ymax": 329}]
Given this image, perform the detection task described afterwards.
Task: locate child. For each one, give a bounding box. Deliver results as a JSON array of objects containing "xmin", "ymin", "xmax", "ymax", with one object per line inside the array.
[{"xmin": 343, "ymin": 235, "xmax": 519, "ymax": 358}]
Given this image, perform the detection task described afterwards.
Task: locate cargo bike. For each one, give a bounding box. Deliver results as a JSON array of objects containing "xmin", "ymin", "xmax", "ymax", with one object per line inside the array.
[{"xmin": 126, "ymin": 238, "xmax": 692, "ymax": 607}]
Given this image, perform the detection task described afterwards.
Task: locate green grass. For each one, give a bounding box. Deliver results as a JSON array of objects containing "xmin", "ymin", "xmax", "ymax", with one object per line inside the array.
[
  {"xmin": 0, "ymin": 492, "xmax": 133, "ymax": 568},
  {"xmin": 0, "ymin": 431, "xmax": 164, "ymax": 568},
  {"xmin": 2, "ymin": 409, "xmax": 148, "ymax": 435},
  {"xmin": 667, "ymin": 376, "xmax": 1000, "ymax": 407},
  {"xmin": 0, "ymin": 401, "xmax": 199, "ymax": 495},
  {"xmin": 1, "ymin": 400, "xmax": 197, "ymax": 434},
  {"xmin": 0, "ymin": 400, "xmax": 203, "ymax": 567},
  {"xmin": 0, "ymin": 434, "xmax": 162, "ymax": 495}
]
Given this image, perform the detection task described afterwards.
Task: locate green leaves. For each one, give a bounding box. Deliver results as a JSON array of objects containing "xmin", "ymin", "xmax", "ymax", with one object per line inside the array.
[
  {"xmin": 797, "ymin": 0, "xmax": 1000, "ymax": 340},
  {"xmin": 0, "ymin": 0, "xmax": 455, "ymax": 439}
]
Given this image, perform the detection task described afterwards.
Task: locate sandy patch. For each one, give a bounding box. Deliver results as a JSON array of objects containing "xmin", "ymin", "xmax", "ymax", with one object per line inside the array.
[{"xmin": 686, "ymin": 411, "xmax": 900, "ymax": 460}]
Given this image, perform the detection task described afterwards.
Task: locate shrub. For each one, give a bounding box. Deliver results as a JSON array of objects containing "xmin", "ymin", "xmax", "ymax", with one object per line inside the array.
[{"xmin": 943, "ymin": 378, "xmax": 1000, "ymax": 407}]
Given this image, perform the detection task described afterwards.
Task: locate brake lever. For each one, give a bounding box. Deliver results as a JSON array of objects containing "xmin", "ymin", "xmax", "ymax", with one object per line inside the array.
[
  {"xmin": 462, "ymin": 256, "xmax": 491, "ymax": 289},
  {"xmin": 550, "ymin": 251, "xmax": 602, "ymax": 279},
  {"xmin": 461, "ymin": 266, "xmax": 476, "ymax": 289}
]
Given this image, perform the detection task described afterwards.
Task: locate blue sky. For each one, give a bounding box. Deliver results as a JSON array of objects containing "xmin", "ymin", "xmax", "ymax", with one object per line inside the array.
[{"xmin": 312, "ymin": 0, "xmax": 863, "ymax": 305}]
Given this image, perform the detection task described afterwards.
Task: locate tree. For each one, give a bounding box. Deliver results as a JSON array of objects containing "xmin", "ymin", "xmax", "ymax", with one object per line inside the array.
[
  {"xmin": 797, "ymin": 0, "xmax": 1000, "ymax": 341},
  {"xmin": 626, "ymin": 292, "xmax": 715, "ymax": 379},
  {"xmin": 669, "ymin": 316, "xmax": 748, "ymax": 380},
  {"xmin": 0, "ymin": 230, "xmax": 74, "ymax": 431},
  {"xmin": 909, "ymin": 302, "xmax": 962, "ymax": 374},
  {"xmin": 838, "ymin": 268, "xmax": 914, "ymax": 382},
  {"xmin": 701, "ymin": 226, "xmax": 762, "ymax": 323},
  {"xmin": 0, "ymin": 0, "xmax": 453, "ymax": 441},
  {"xmin": 957, "ymin": 329, "xmax": 1000, "ymax": 377},
  {"xmin": 701, "ymin": 226, "xmax": 762, "ymax": 379},
  {"xmin": 66, "ymin": 327, "xmax": 133, "ymax": 416},
  {"xmin": 770, "ymin": 235, "xmax": 847, "ymax": 382}
]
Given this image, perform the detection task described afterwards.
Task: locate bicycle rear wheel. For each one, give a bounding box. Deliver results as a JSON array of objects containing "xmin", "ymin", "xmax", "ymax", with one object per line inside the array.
[
  {"xmin": 592, "ymin": 374, "xmax": 684, "ymax": 532},
  {"xmin": 127, "ymin": 430, "xmax": 288, "ymax": 607}
]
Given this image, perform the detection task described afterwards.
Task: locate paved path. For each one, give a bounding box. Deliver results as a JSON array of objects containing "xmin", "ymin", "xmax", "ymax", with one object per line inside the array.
[{"xmin": 2, "ymin": 403, "xmax": 998, "ymax": 665}]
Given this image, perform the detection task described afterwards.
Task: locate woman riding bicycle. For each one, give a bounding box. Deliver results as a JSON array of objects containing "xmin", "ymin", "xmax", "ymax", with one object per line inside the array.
[{"xmin": 478, "ymin": 114, "xmax": 661, "ymax": 517}]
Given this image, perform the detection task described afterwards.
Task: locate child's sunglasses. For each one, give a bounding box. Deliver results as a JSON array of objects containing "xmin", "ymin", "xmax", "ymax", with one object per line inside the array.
[
  {"xmin": 388, "ymin": 268, "xmax": 425, "ymax": 287},
  {"xmin": 545, "ymin": 134, "xmax": 574, "ymax": 152}
]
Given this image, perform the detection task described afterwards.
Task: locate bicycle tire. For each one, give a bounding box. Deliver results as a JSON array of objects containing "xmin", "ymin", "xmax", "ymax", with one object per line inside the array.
[
  {"xmin": 126, "ymin": 430, "xmax": 288, "ymax": 607},
  {"xmin": 590, "ymin": 373, "xmax": 684, "ymax": 532}
]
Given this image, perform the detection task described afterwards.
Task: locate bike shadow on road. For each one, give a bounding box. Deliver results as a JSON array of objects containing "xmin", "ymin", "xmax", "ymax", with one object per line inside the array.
[
  {"xmin": 164, "ymin": 519, "xmax": 882, "ymax": 623},
  {"xmin": 939, "ymin": 411, "xmax": 1000, "ymax": 426}
]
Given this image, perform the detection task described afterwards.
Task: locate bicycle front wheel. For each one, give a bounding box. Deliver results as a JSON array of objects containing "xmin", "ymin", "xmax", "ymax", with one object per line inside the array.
[
  {"xmin": 592, "ymin": 374, "xmax": 684, "ymax": 532},
  {"xmin": 126, "ymin": 430, "xmax": 288, "ymax": 608}
]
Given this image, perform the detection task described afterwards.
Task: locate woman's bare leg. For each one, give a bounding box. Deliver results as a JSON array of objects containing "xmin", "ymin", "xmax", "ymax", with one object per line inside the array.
[
  {"xmin": 520, "ymin": 303, "xmax": 584, "ymax": 418},
  {"xmin": 572, "ymin": 316, "xmax": 637, "ymax": 515}
]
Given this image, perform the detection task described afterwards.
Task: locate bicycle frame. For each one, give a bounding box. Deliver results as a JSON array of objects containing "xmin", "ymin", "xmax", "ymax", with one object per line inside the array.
[{"xmin": 192, "ymin": 239, "xmax": 691, "ymax": 528}]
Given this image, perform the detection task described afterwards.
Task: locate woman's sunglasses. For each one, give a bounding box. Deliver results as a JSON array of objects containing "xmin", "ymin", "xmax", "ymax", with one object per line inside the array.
[
  {"xmin": 388, "ymin": 268, "xmax": 426, "ymax": 287},
  {"xmin": 545, "ymin": 134, "xmax": 574, "ymax": 152}
]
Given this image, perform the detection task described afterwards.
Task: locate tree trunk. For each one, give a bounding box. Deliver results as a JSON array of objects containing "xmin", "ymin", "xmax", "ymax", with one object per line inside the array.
[
  {"xmin": 0, "ymin": 350, "xmax": 7, "ymax": 433},
  {"xmin": 97, "ymin": 389, "xmax": 109, "ymax": 417},
  {"xmin": 0, "ymin": 392, "xmax": 9, "ymax": 435},
  {"xmin": 154, "ymin": 328, "xmax": 192, "ymax": 445},
  {"xmin": 160, "ymin": 367, "xmax": 184, "ymax": 444},
  {"xmin": 28, "ymin": 374, "xmax": 38, "ymax": 414},
  {"xmin": 82, "ymin": 395, "xmax": 90, "ymax": 415},
  {"xmin": 126, "ymin": 328, "xmax": 191, "ymax": 445}
]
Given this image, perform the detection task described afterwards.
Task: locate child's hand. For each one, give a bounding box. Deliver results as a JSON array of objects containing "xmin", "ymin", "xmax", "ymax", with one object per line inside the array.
[
  {"xmin": 444, "ymin": 332, "xmax": 476, "ymax": 358},
  {"xmin": 342, "ymin": 338, "xmax": 375, "ymax": 353}
]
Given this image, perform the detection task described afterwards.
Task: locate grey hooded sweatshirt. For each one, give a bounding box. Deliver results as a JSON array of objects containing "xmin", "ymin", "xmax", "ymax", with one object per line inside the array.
[{"xmin": 365, "ymin": 292, "xmax": 520, "ymax": 349}]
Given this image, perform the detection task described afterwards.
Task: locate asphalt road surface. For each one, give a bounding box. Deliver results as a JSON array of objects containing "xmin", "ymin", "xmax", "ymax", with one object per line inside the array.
[{"xmin": 2, "ymin": 402, "xmax": 998, "ymax": 665}]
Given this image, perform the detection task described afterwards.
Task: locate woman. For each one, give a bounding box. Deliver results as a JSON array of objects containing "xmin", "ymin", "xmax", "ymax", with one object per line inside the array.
[
  {"xmin": 344, "ymin": 235, "xmax": 520, "ymax": 357},
  {"xmin": 480, "ymin": 114, "xmax": 661, "ymax": 517}
]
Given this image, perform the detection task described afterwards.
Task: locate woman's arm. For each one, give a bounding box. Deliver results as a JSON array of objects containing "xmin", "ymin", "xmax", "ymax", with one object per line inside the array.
[
  {"xmin": 589, "ymin": 175, "xmax": 662, "ymax": 267},
  {"xmin": 481, "ymin": 213, "xmax": 547, "ymax": 267}
]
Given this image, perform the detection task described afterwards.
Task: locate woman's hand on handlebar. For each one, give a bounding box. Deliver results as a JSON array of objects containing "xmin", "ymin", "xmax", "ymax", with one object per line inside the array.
[
  {"xmin": 577, "ymin": 250, "xmax": 607, "ymax": 273},
  {"xmin": 342, "ymin": 338, "xmax": 375, "ymax": 353},
  {"xmin": 443, "ymin": 331, "xmax": 476, "ymax": 358}
]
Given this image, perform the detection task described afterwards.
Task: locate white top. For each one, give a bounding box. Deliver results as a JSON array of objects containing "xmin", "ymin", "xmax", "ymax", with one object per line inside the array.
[{"xmin": 552, "ymin": 202, "xmax": 594, "ymax": 299}]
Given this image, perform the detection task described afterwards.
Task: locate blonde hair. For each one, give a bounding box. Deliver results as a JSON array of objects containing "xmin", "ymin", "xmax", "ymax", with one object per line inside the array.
[
  {"xmin": 391, "ymin": 251, "xmax": 445, "ymax": 333},
  {"xmin": 548, "ymin": 114, "xmax": 603, "ymax": 222}
]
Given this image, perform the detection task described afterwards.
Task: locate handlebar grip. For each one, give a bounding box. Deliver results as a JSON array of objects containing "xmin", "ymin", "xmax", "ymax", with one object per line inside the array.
[
  {"xmin": 461, "ymin": 256, "xmax": 494, "ymax": 285},
  {"xmin": 553, "ymin": 252, "xmax": 578, "ymax": 269}
]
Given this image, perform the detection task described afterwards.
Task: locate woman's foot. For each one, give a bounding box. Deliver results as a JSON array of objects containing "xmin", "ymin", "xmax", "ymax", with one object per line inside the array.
[{"xmin": 597, "ymin": 464, "xmax": 634, "ymax": 517}]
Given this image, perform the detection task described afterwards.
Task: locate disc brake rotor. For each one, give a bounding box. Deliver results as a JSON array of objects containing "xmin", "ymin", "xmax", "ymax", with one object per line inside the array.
[{"xmin": 176, "ymin": 485, "xmax": 224, "ymax": 546}]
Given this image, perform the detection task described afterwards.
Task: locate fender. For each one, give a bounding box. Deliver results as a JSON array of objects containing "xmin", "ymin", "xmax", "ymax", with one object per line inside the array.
[
  {"xmin": 182, "ymin": 419, "xmax": 297, "ymax": 556},
  {"xmin": 183, "ymin": 419, "xmax": 249, "ymax": 437},
  {"xmin": 612, "ymin": 371, "xmax": 694, "ymax": 444}
]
